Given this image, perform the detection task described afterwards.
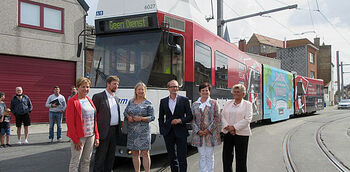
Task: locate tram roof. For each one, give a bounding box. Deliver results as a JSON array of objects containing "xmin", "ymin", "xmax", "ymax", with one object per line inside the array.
[{"xmin": 95, "ymin": 0, "xmax": 217, "ymax": 35}]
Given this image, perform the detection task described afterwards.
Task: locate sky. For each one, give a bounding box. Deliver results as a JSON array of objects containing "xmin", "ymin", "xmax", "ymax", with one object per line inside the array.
[{"xmin": 84, "ymin": 0, "xmax": 350, "ymax": 88}]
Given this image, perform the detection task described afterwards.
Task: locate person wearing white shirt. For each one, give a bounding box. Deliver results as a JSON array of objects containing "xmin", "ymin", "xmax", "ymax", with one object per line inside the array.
[
  {"xmin": 158, "ymin": 80, "xmax": 193, "ymax": 172},
  {"xmin": 45, "ymin": 85, "xmax": 67, "ymax": 142},
  {"xmin": 92, "ymin": 76, "xmax": 121, "ymax": 172},
  {"xmin": 221, "ymin": 84, "xmax": 252, "ymax": 172}
]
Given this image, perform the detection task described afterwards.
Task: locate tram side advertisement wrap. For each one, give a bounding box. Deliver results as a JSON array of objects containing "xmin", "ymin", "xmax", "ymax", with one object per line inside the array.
[{"xmin": 263, "ymin": 65, "xmax": 294, "ymax": 122}]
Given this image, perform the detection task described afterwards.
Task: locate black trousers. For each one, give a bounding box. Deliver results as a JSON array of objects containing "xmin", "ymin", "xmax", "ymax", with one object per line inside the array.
[
  {"xmin": 222, "ymin": 134, "xmax": 249, "ymax": 172},
  {"xmin": 94, "ymin": 125, "xmax": 118, "ymax": 172},
  {"xmin": 163, "ymin": 129, "xmax": 188, "ymax": 172}
]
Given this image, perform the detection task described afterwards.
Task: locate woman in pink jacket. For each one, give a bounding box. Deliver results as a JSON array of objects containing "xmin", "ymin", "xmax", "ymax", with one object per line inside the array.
[
  {"xmin": 222, "ymin": 84, "xmax": 252, "ymax": 172},
  {"xmin": 66, "ymin": 77, "xmax": 99, "ymax": 172}
]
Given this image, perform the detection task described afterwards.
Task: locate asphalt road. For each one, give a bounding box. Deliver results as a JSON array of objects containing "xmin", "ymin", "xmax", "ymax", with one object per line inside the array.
[
  {"xmin": 1, "ymin": 108, "xmax": 349, "ymax": 172},
  {"xmin": 185, "ymin": 108, "xmax": 350, "ymax": 172}
]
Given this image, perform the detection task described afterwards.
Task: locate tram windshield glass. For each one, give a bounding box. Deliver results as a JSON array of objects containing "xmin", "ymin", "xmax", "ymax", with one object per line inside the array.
[{"xmin": 89, "ymin": 30, "xmax": 184, "ymax": 88}]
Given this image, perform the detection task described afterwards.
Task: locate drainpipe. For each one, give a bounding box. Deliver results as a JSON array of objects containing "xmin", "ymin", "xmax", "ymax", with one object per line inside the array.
[{"xmin": 83, "ymin": 13, "xmax": 87, "ymax": 77}]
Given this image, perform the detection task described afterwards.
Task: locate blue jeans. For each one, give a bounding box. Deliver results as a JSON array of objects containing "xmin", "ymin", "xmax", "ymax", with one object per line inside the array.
[{"xmin": 49, "ymin": 111, "xmax": 63, "ymax": 140}]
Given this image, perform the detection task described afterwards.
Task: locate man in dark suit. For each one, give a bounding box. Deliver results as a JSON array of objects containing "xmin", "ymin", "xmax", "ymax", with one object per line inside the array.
[
  {"xmin": 92, "ymin": 76, "xmax": 121, "ymax": 172},
  {"xmin": 159, "ymin": 80, "xmax": 193, "ymax": 172}
]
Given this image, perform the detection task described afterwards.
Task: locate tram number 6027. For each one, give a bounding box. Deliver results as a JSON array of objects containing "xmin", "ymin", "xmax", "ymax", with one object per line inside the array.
[{"xmin": 144, "ymin": 4, "xmax": 156, "ymax": 10}]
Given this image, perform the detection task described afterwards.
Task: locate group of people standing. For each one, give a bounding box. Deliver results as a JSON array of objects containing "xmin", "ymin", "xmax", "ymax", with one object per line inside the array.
[
  {"xmin": 0, "ymin": 87, "xmax": 33, "ymax": 147},
  {"xmin": 0, "ymin": 85, "xmax": 78, "ymax": 147},
  {"xmin": 64, "ymin": 75, "xmax": 253, "ymax": 172},
  {"xmin": 189, "ymin": 82, "xmax": 253, "ymax": 172},
  {"xmin": 0, "ymin": 75, "xmax": 253, "ymax": 172}
]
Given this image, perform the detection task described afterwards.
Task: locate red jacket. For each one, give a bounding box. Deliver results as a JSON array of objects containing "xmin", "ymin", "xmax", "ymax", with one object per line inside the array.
[{"xmin": 66, "ymin": 94, "xmax": 99, "ymax": 144}]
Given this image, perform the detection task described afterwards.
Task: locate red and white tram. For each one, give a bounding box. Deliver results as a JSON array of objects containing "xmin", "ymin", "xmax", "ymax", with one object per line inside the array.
[{"xmin": 88, "ymin": 0, "xmax": 322, "ymax": 157}]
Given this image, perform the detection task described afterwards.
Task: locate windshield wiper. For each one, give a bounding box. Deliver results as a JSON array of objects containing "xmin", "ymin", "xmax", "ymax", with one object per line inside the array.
[{"xmin": 94, "ymin": 57, "xmax": 108, "ymax": 87}]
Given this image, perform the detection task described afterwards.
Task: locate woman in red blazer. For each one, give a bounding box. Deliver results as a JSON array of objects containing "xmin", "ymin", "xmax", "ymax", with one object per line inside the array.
[{"xmin": 66, "ymin": 77, "xmax": 99, "ymax": 172}]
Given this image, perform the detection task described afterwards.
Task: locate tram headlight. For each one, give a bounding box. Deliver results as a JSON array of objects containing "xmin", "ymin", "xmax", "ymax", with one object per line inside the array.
[
  {"xmin": 127, "ymin": 150, "xmax": 132, "ymax": 155},
  {"xmin": 119, "ymin": 149, "xmax": 124, "ymax": 154}
]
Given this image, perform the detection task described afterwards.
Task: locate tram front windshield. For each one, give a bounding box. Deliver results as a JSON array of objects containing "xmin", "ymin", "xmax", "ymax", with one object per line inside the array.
[{"xmin": 89, "ymin": 30, "xmax": 183, "ymax": 88}]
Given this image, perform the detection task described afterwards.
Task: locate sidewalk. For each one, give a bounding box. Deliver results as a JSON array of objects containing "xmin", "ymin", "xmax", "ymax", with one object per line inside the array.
[{"xmin": 10, "ymin": 122, "xmax": 68, "ymax": 135}]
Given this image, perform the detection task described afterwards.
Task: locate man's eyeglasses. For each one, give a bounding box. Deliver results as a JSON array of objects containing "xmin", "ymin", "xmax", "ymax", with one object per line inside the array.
[{"xmin": 168, "ymin": 86, "xmax": 179, "ymax": 89}]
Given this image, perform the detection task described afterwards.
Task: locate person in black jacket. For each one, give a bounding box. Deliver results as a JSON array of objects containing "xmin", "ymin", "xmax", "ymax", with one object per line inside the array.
[
  {"xmin": 158, "ymin": 80, "xmax": 193, "ymax": 172},
  {"xmin": 10, "ymin": 87, "xmax": 32, "ymax": 144},
  {"xmin": 92, "ymin": 76, "xmax": 121, "ymax": 172}
]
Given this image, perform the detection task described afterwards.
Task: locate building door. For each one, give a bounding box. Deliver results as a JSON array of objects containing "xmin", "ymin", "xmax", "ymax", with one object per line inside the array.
[{"xmin": 0, "ymin": 54, "xmax": 76, "ymax": 123}]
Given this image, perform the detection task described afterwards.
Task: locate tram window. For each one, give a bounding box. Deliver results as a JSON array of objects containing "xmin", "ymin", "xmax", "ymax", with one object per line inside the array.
[
  {"xmin": 148, "ymin": 34, "xmax": 184, "ymax": 88},
  {"xmin": 296, "ymin": 81, "xmax": 305, "ymax": 95},
  {"xmin": 90, "ymin": 31, "xmax": 161, "ymax": 87},
  {"xmin": 115, "ymin": 48, "xmax": 136, "ymax": 74},
  {"xmin": 194, "ymin": 41, "xmax": 212, "ymax": 85},
  {"xmin": 248, "ymin": 68, "xmax": 261, "ymax": 94},
  {"xmin": 215, "ymin": 51, "xmax": 228, "ymax": 89}
]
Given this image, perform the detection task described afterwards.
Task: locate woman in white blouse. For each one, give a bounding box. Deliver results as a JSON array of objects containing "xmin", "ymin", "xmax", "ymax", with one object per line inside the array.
[{"xmin": 221, "ymin": 84, "xmax": 252, "ymax": 172}]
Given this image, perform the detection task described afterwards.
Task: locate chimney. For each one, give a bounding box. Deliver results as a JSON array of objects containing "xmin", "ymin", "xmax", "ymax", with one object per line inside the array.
[
  {"xmin": 314, "ymin": 37, "xmax": 320, "ymax": 47},
  {"xmin": 239, "ymin": 39, "xmax": 247, "ymax": 52}
]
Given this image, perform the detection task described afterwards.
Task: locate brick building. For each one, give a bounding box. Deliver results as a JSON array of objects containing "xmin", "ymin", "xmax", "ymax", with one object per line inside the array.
[
  {"xmin": 314, "ymin": 38, "xmax": 332, "ymax": 84},
  {"xmin": 238, "ymin": 40, "xmax": 281, "ymax": 69},
  {"xmin": 246, "ymin": 33, "xmax": 284, "ymax": 58},
  {"xmin": 314, "ymin": 38, "xmax": 334, "ymax": 105},
  {"xmin": 277, "ymin": 38, "xmax": 318, "ymax": 78}
]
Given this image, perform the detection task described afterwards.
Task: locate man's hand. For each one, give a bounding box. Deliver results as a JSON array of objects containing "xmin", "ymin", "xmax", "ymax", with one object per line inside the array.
[
  {"xmin": 171, "ymin": 119, "xmax": 182, "ymax": 125},
  {"xmin": 51, "ymin": 104, "xmax": 58, "ymax": 108}
]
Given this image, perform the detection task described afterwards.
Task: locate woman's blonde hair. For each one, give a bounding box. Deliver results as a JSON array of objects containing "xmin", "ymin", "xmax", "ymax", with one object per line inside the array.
[
  {"xmin": 76, "ymin": 77, "xmax": 91, "ymax": 88},
  {"xmin": 134, "ymin": 82, "xmax": 147, "ymax": 100},
  {"xmin": 231, "ymin": 83, "xmax": 246, "ymax": 97}
]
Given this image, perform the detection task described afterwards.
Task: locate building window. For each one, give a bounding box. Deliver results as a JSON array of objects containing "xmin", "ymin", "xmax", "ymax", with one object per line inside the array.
[
  {"xmin": 215, "ymin": 51, "xmax": 228, "ymax": 89},
  {"xmin": 262, "ymin": 45, "xmax": 266, "ymax": 53},
  {"xmin": 310, "ymin": 71, "xmax": 315, "ymax": 78},
  {"xmin": 309, "ymin": 52, "xmax": 314, "ymax": 64},
  {"xmin": 195, "ymin": 41, "xmax": 212, "ymax": 85},
  {"xmin": 18, "ymin": 0, "xmax": 64, "ymax": 33}
]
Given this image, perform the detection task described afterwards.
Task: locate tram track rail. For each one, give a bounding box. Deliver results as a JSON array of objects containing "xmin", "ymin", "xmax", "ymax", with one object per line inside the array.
[
  {"xmin": 283, "ymin": 123, "xmax": 301, "ymax": 172},
  {"xmin": 316, "ymin": 116, "xmax": 350, "ymax": 172},
  {"xmin": 283, "ymin": 115, "xmax": 350, "ymax": 172}
]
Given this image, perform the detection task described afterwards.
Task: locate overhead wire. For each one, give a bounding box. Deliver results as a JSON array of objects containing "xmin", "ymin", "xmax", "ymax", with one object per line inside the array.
[
  {"xmin": 223, "ymin": 0, "xmax": 288, "ymax": 48},
  {"xmin": 222, "ymin": 0, "xmax": 258, "ymax": 39},
  {"xmin": 312, "ymin": 0, "xmax": 350, "ymax": 46},
  {"xmin": 272, "ymin": 0, "xmax": 289, "ymax": 5},
  {"xmin": 253, "ymin": 0, "xmax": 302, "ymax": 38},
  {"xmin": 223, "ymin": 1, "xmax": 292, "ymax": 45},
  {"xmin": 306, "ymin": 0, "xmax": 316, "ymax": 33},
  {"xmin": 315, "ymin": 0, "xmax": 320, "ymax": 11},
  {"xmin": 317, "ymin": 11, "xmax": 350, "ymax": 46}
]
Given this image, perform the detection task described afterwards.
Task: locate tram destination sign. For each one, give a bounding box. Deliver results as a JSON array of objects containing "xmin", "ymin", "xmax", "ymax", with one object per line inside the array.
[
  {"xmin": 108, "ymin": 16, "xmax": 148, "ymax": 31},
  {"xmin": 96, "ymin": 14, "xmax": 158, "ymax": 34}
]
